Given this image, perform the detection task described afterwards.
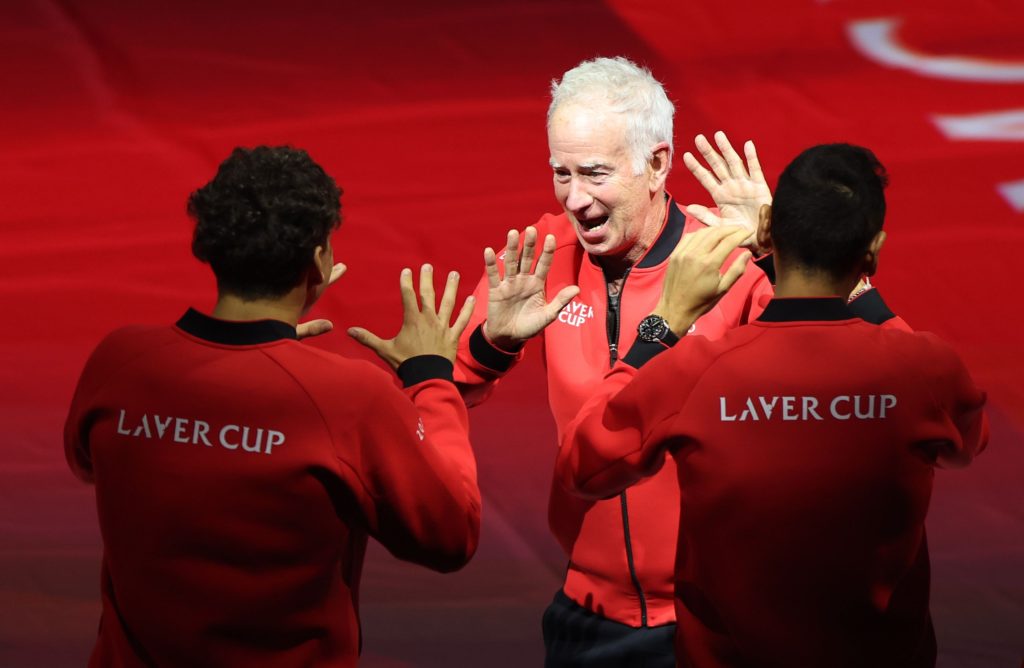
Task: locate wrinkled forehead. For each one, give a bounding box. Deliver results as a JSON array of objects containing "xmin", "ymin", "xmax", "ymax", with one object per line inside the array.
[{"xmin": 547, "ymin": 103, "xmax": 630, "ymax": 165}]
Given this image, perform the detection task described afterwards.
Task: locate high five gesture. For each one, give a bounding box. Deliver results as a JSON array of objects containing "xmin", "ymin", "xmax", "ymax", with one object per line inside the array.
[{"xmin": 481, "ymin": 226, "xmax": 580, "ymax": 350}]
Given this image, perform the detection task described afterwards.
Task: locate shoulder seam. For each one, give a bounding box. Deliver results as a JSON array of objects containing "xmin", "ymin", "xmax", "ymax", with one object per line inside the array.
[{"xmin": 258, "ymin": 346, "xmax": 378, "ymax": 495}]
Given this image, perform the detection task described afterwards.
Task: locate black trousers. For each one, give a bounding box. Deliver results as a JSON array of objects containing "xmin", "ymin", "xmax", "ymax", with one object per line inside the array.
[{"xmin": 542, "ymin": 589, "xmax": 676, "ymax": 668}]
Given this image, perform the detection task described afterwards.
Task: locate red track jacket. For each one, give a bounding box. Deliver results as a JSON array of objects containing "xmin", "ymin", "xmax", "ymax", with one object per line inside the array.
[
  {"xmin": 559, "ymin": 297, "xmax": 988, "ymax": 667},
  {"xmin": 65, "ymin": 309, "xmax": 480, "ymax": 667},
  {"xmin": 455, "ymin": 200, "xmax": 773, "ymax": 627}
]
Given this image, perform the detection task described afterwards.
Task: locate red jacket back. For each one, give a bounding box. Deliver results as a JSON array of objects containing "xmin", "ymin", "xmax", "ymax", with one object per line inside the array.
[
  {"xmin": 65, "ymin": 311, "xmax": 480, "ymax": 667},
  {"xmin": 560, "ymin": 298, "xmax": 988, "ymax": 666}
]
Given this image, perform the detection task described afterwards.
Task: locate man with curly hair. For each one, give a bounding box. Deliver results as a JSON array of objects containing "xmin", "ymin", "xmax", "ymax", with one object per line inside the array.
[{"xmin": 65, "ymin": 146, "xmax": 482, "ymax": 667}]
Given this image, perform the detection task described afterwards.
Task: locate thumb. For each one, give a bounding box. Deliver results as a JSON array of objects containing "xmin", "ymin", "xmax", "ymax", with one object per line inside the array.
[
  {"xmin": 297, "ymin": 319, "xmax": 334, "ymax": 340},
  {"xmin": 347, "ymin": 327, "xmax": 386, "ymax": 353},
  {"xmin": 542, "ymin": 285, "xmax": 581, "ymax": 322},
  {"xmin": 328, "ymin": 262, "xmax": 347, "ymax": 285},
  {"xmin": 685, "ymin": 204, "xmax": 722, "ymax": 227}
]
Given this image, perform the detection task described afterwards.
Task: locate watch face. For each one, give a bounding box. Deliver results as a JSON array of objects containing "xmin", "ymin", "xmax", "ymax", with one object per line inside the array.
[{"xmin": 638, "ymin": 315, "xmax": 668, "ymax": 342}]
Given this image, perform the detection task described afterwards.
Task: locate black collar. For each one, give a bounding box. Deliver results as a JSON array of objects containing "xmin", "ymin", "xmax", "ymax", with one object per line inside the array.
[
  {"xmin": 756, "ymin": 297, "xmax": 856, "ymax": 323},
  {"xmin": 587, "ymin": 196, "xmax": 686, "ymax": 269},
  {"xmin": 636, "ymin": 197, "xmax": 687, "ymax": 268},
  {"xmin": 176, "ymin": 308, "xmax": 297, "ymax": 345}
]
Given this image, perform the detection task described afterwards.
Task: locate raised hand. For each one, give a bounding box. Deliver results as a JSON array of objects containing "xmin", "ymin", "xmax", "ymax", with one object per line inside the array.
[
  {"xmin": 297, "ymin": 262, "xmax": 347, "ymax": 339},
  {"xmin": 482, "ymin": 227, "xmax": 580, "ymax": 350},
  {"xmin": 654, "ymin": 226, "xmax": 752, "ymax": 336},
  {"xmin": 682, "ymin": 131, "xmax": 772, "ymax": 251},
  {"xmin": 347, "ymin": 264, "xmax": 475, "ymax": 369}
]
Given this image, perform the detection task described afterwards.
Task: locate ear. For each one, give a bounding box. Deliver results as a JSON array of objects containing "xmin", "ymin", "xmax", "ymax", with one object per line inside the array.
[
  {"xmin": 310, "ymin": 244, "xmax": 330, "ymax": 286},
  {"xmin": 863, "ymin": 230, "xmax": 886, "ymax": 276},
  {"xmin": 755, "ymin": 204, "xmax": 774, "ymax": 253},
  {"xmin": 648, "ymin": 141, "xmax": 672, "ymax": 192}
]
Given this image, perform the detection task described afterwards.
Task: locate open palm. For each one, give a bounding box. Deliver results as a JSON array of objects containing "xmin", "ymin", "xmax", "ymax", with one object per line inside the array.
[
  {"xmin": 483, "ymin": 227, "xmax": 579, "ymax": 349},
  {"xmin": 683, "ymin": 131, "xmax": 772, "ymax": 249}
]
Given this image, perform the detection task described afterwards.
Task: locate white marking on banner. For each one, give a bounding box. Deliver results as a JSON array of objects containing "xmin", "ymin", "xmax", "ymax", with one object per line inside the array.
[{"xmin": 848, "ymin": 18, "xmax": 1024, "ymax": 83}]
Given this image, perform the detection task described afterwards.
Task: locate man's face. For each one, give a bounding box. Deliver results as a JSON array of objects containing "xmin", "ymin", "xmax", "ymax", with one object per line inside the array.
[{"xmin": 548, "ymin": 103, "xmax": 656, "ymax": 258}]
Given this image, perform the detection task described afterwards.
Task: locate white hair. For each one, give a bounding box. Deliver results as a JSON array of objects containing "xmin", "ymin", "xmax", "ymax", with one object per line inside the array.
[{"xmin": 548, "ymin": 56, "xmax": 675, "ymax": 175}]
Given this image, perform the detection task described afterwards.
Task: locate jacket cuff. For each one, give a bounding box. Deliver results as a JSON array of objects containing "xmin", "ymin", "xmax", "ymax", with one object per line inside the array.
[
  {"xmin": 848, "ymin": 288, "xmax": 896, "ymax": 325},
  {"xmin": 622, "ymin": 338, "xmax": 674, "ymax": 369},
  {"xmin": 469, "ymin": 324, "xmax": 522, "ymax": 373},
  {"xmin": 397, "ymin": 355, "xmax": 454, "ymax": 387}
]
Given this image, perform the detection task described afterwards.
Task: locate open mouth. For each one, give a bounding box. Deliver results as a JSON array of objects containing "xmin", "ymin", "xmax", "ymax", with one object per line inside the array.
[{"xmin": 578, "ymin": 215, "xmax": 609, "ymax": 231}]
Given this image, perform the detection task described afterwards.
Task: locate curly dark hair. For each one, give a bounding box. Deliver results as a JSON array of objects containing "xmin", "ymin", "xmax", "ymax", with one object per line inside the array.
[
  {"xmin": 188, "ymin": 146, "xmax": 342, "ymax": 300},
  {"xmin": 771, "ymin": 143, "xmax": 888, "ymax": 278}
]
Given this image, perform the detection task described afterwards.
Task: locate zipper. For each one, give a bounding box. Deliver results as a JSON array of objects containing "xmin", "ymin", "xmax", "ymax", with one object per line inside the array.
[{"xmin": 603, "ymin": 267, "xmax": 648, "ymax": 627}]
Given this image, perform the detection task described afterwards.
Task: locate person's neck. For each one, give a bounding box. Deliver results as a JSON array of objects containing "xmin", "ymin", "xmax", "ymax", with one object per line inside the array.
[
  {"xmin": 772, "ymin": 263, "xmax": 858, "ymax": 300},
  {"xmin": 212, "ymin": 289, "xmax": 306, "ymax": 327},
  {"xmin": 598, "ymin": 192, "xmax": 667, "ymax": 279}
]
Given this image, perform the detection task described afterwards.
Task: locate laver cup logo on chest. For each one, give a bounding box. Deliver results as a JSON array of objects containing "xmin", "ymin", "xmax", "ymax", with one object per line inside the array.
[
  {"xmin": 720, "ymin": 394, "xmax": 898, "ymax": 422},
  {"xmin": 557, "ymin": 299, "xmax": 594, "ymax": 328},
  {"xmin": 116, "ymin": 409, "xmax": 285, "ymax": 454}
]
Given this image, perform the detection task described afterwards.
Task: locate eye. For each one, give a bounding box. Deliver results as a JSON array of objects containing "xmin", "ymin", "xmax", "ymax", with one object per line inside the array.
[{"xmin": 553, "ymin": 169, "xmax": 571, "ymax": 183}]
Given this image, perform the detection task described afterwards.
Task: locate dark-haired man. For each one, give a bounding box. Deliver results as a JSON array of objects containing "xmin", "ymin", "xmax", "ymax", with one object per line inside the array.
[
  {"xmin": 65, "ymin": 146, "xmax": 481, "ymax": 667},
  {"xmin": 559, "ymin": 144, "xmax": 988, "ymax": 667}
]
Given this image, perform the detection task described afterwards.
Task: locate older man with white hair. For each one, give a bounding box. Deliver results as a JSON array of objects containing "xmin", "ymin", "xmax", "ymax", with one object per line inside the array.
[{"xmin": 455, "ymin": 56, "xmax": 774, "ymax": 666}]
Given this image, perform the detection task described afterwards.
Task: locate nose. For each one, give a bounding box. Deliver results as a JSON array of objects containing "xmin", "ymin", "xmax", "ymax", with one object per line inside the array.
[{"xmin": 565, "ymin": 177, "xmax": 593, "ymax": 215}]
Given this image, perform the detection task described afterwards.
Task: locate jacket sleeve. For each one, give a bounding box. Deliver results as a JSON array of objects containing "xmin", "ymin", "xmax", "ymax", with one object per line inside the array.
[
  {"xmin": 64, "ymin": 347, "xmax": 103, "ymax": 483},
  {"xmin": 557, "ymin": 339, "xmax": 717, "ymax": 500},
  {"xmin": 915, "ymin": 334, "xmax": 989, "ymax": 468},
  {"xmin": 342, "ymin": 356, "xmax": 481, "ymax": 572},
  {"xmin": 63, "ymin": 329, "xmax": 139, "ymax": 484}
]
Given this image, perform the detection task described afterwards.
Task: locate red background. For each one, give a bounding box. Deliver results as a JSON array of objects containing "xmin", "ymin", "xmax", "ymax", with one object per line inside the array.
[{"xmin": 1, "ymin": 1, "xmax": 1021, "ymax": 665}]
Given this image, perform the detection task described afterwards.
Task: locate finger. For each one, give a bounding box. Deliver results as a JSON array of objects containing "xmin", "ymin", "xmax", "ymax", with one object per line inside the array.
[
  {"xmin": 438, "ymin": 270, "xmax": 459, "ymax": 323},
  {"xmin": 706, "ymin": 227, "xmax": 752, "ymax": 268},
  {"xmin": 718, "ymin": 251, "xmax": 752, "ymax": 295},
  {"xmin": 681, "ymin": 221, "xmax": 738, "ymax": 253},
  {"xmin": 669, "ymin": 226, "xmax": 699, "ymax": 259},
  {"xmin": 419, "ymin": 263, "xmax": 436, "ymax": 313},
  {"xmin": 451, "ymin": 295, "xmax": 477, "ymax": 338},
  {"xmin": 694, "ymin": 133, "xmax": 730, "ymax": 181},
  {"xmin": 328, "ymin": 262, "xmax": 347, "ymax": 286},
  {"xmin": 682, "ymin": 151, "xmax": 720, "ymax": 194},
  {"xmin": 398, "ymin": 267, "xmax": 418, "ymax": 317},
  {"xmin": 296, "ymin": 319, "xmax": 333, "ymax": 340},
  {"xmin": 346, "ymin": 326, "xmax": 387, "ymax": 354},
  {"xmin": 744, "ymin": 140, "xmax": 766, "ymax": 185},
  {"xmin": 677, "ymin": 225, "xmax": 736, "ymax": 264},
  {"xmin": 542, "ymin": 285, "xmax": 581, "ymax": 323},
  {"xmin": 520, "ymin": 226, "xmax": 538, "ymax": 273},
  {"xmin": 684, "ymin": 204, "xmax": 724, "ymax": 228},
  {"xmin": 714, "ymin": 131, "xmax": 747, "ymax": 180},
  {"xmin": 534, "ymin": 234, "xmax": 558, "ymax": 281},
  {"xmin": 484, "ymin": 247, "xmax": 500, "ymax": 289},
  {"xmin": 503, "ymin": 229, "xmax": 520, "ymax": 277}
]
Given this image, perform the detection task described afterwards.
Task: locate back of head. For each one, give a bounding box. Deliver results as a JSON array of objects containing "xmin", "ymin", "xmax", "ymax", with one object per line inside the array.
[
  {"xmin": 770, "ymin": 144, "xmax": 888, "ymax": 278},
  {"xmin": 548, "ymin": 56, "xmax": 675, "ymax": 174},
  {"xmin": 189, "ymin": 146, "xmax": 342, "ymax": 300}
]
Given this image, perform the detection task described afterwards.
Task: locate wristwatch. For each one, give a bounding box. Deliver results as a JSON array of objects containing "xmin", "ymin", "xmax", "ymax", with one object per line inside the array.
[{"xmin": 637, "ymin": 314, "xmax": 679, "ymax": 347}]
